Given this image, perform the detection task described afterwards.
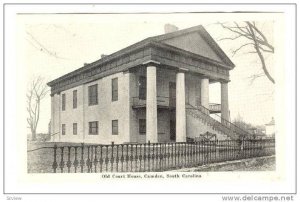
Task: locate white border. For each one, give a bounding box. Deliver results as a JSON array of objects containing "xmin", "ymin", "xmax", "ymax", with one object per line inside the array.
[{"xmin": 1, "ymin": 2, "xmax": 297, "ymax": 200}]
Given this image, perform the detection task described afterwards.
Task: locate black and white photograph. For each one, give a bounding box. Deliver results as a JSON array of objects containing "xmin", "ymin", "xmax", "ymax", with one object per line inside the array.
[
  {"xmin": 1, "ymin": 2, "xmax": 298, "ymax": 201},
  {"xmin": 26, "ymin": 18, "xmax": 276, "ymax": 174}
]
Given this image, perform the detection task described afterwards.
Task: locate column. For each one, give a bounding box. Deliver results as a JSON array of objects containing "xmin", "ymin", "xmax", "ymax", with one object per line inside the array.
[
  {"xmin": 146, "ymin": 63, "xmax": 158, "ymax": 143},
  {"xmin": 58, "ymin": 93, "xmax": 61, "ymax": 142},
  {"xmin": 221, "ymin": 82, "xmax": 230, "ymax": 121},
  {"xmin": 124, "ymin": 71, "xmax": 134, "ymax": 143},
  {"xmin": 82, "ymin": 85, "xmax": 85, "ymax": 142},
  {"xmin": 200, "ymin": 77, "xmax": 209, "ymax": 108},
  {"xmin": 176, "ymin": 70, "xmax": 186, "ymax": 142},
  {"xmin": 50, "ymin": 95, "xmax": 55, "ymax": 142}
]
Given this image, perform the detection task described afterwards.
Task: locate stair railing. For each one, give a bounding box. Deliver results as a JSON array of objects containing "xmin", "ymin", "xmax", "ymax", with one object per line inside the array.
[
  {"xmin": 186, "ymin": 104, "xmax": 236, "ymax": 139},
  {"xmin": 186, "ymin": 103, "xmax": 251, "ymax": 139}
]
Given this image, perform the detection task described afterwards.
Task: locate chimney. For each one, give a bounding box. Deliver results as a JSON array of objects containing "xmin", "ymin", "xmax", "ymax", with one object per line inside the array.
[
  {"xmin": 164, "ymin": 24, "xmax": 179, "ymax": 34},
  {"xmin": 84, "ymin": 63, "xmax": 89, "ymax": 66},
  {"xmin": 101, "ymin": 54, "xmax": 107, "ymax": 58}
]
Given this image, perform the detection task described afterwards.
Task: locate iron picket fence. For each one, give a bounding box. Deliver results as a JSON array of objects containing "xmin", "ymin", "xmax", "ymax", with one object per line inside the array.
[{"xmin": 50, "ymin": 138, "xmax": 275, "ymax": 173}]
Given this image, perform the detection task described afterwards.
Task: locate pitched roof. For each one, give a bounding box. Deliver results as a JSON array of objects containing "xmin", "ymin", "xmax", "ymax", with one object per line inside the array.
[
  {"xmin": 151, "ymin": 25, "xmax": 235, "ymax": 67},
  {"xmin": 48, "ymin": 25, "xmax": 234, "ymax": 87}
]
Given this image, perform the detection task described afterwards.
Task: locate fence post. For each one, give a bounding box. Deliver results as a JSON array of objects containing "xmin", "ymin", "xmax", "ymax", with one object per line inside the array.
[
  {"xmin": 111, "ymin": 142, "xmax": 114, "ymax": 172},
  {"xmin": 126, "ymin": 144, "xmax": 129, "ymax": 172},
  {"xmin": 94, "ymin": 146, "xmax": 98, "ymax": 173},
  {"xmin": 130, "ymin": 144, "xmax": 133, "ymax": 172},
  {"xmin": 59, "ymin": 147, "xmax": 64, "ymax": 173},
  {"xmin": 80, "ymin": 143, "xmax": 84, "ymax": 173},
  {"xmin": 67, "ymin": 146, "xmax": 71, "ymax": 173},
  {"xmin": 100, "ymin": 146, "xmax": 103, "ymax": 172},
  {"xmin": 216, "ymin": 139, "xmax": 219, "ymax": 162},
  {"xmin": 152, "ymin": 143, "xmax": 155, "ymax": 171},
  {"xmin": 159, "ymin": 143, "xmax": 162, "ymax": 171},
  {"xmin": 74, "ymin": 146, "xmax": 78, "ymax": 173},
  {"xmin": 237, "ymin": 136, "xmax": 244, "ymax": 159},
  {"xmin": 120, "ymin": 145, "xmax": 124, "ymax": 172},
  {"xmin": 135, "ymin": 144, "xmax": 138, "ymax": 172},
  {"xmin": 52, "ymin": 144, "xmax": 58, "ymax": 173},
  {"xmin": 86, "ymin": 146, "xmax": 91, "ymax": 173},
  {"xmin": 148, "ymin": 141, "xmax": 151, "ymax": 172},
  {"xmin": 116, "ymin": 145, "xmax": 119, "ymax": 172},
  {"xmin": 105, "ymin": 145, "xmax": 109, "ymax": 172}
]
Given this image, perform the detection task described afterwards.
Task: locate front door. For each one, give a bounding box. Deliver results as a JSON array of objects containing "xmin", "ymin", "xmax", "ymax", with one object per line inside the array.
[{"xmin": 169, "ymin": 82, "xmax": 176, "ymax": 108}]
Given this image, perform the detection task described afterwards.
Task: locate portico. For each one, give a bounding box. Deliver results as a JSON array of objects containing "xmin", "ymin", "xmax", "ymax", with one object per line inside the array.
[{"xmin": 141, "ymin": 60, "xmax": 230, "ymax": 143}]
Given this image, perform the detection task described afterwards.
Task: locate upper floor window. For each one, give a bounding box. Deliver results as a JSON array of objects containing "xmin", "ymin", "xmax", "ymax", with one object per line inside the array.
[
  {"xmin": 62, "ymin": 94, "xmax": 66, "ymax": 111},
  {"xmin": 88, "ymin": 84, "xmax": 98, "ymax": 106},
  {"xmin": 139, "ymin": 76, "xmax": 146, "ymax": 100},
  {"xmin": 89, "ymin": 121, "xmax": 98, "ymax": 135},
  {"xmin": 112, "ymin": 78, "xmax": 118, "ymax": 101},
  {"xmin": 73, "ymin": 123, "xmax": 77, "ymax": 135},
  {"xmin": 112, "ymin": 120, "xmax": 118, "ymax": 135},
  {"xmin": 73, "ymin": 90, "xmax": 77, "ymax": 109},
  {"xmin": 62, "ymin": 124, "xmax": 66, "ymax": 135}
]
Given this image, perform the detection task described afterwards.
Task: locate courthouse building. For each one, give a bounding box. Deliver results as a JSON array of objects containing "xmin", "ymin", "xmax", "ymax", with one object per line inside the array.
[{"xmin": 48, "ymin": 24, "xmax": 239, "ymax": 144}]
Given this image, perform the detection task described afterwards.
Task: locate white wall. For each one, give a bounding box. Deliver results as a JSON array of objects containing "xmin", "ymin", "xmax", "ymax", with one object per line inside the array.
[
  {"xmin": 50, "ymin": 66, "xmax": 228, "ymax": 144},
  {"xmin": 186, "ymin": 113, "xmax": 228, "ymax": 140},
  {"xmin": 51, "ymin": 71, "xmax": 131, "ymax": 144},
  {"xmin": 59, "ymin": 85, "xmax": 84, "ymax": 143}
]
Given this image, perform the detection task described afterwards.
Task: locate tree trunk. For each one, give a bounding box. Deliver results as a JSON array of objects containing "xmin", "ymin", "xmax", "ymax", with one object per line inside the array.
[{"xmin": 31, "ymin": 128, "xmax": 37, "ymax": 141}]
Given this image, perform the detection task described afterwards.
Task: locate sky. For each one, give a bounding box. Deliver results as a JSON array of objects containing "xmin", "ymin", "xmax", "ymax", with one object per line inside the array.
[{"xmin": 18, "ymin": 13, "xmax": 276, "ymax": 133}]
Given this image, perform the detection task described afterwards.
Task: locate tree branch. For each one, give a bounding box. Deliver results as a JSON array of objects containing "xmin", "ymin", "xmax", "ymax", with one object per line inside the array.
[
  {"xmin": 26, "ymin": 31, "xmax": 68, "ymax": 60},
  {"xmin": 247, "ymin": 73, "xmax": 265, "ymax": 85},
  {"xmin": 231, "ymin": 42, "xmax": 254, "ymax": 56},
  {"xmin": 217, "ymin": 21, "xmax": 275, "ymax": 84},
  {"xmin": 218, "ymin": 35, "xmax": 243, "ymax": 41},
  {"xmin": 246, "ymin": 22, "xmax": 275, "ymax": 84}
]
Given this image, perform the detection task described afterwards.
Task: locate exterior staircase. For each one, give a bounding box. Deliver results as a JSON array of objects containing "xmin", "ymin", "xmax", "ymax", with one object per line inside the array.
[{"xmin": 186, "ymin": 103, "xmax": 251, "ymax": 140}]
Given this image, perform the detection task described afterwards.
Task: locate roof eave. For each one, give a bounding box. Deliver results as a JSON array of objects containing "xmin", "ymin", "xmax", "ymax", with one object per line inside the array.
[
  {"xmin": 48, "ymin": 25, "xmax": 235, "ymax": 87},
  {"xmin": 47, "ymin": 38, "xmax": 156, "ymax": 87}
]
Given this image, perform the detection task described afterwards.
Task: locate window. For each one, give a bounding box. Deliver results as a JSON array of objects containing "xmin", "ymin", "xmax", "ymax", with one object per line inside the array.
[
  {"xmin": 139, "ymin": 76, "xmax": 146, "ymax": 100},
  {"xmin": 73, "ymin": 123, "xmax": 77, "ymax": 135},
  {"xmin": 112, "ymin": 120, "xmax": 118, "ymax": 135},
  {"xmin": 88, "ymin": 84, "xmax": 98, "ymax": 106},
  {"xmin": 139, "ymin": 119, "xmax": 146, "ymax": 134},
  {"xmin": 73, "ymin": 90, "xmax": 77, "ymax": 109},
  {"xmin": 62, "ymin": 94, "xmax": 66, "ymax": 111},
  {"xmin": 89, "ymin": 121, "xmax": 98, "ymax": 135},
  {"xmin": 112, "ymin": 78, "xmax": 118, "ymax": 101},
  {"xmin": 62, "ymin": 124, "xmax": 66, "ymax": 135}
]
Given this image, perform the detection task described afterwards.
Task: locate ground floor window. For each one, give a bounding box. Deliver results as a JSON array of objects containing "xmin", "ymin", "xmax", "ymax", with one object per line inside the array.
[
  {"xmin": 89, "ymin": 121, "xmax": 98, "ymax": 135},
  {"xmin": 73, "ymin": 123, "xmax": 77, "ymax": 135},
  {"xmin": 112, "ymin": 120, "xmax": 118, "ymax": 135},
  {"xmin": 139, "ymin": 119, "xmax": 146, "ymax": 134},
  {"xmin": 62, "ymin": 124, "xmax": 66, "ymax": 135}
]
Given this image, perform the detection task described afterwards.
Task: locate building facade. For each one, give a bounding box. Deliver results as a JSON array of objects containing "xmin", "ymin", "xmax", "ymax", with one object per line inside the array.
[{"xmin": 48, "ymin": 25, "xmax": 237, "ymax": 144}]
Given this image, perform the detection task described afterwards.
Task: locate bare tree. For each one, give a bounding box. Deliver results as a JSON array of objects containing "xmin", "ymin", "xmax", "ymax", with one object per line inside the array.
[
  {"xmin": 27, "ymin": 76, "xmax": 49, "ymax": 141},
  {"xmin": 217, "ymin": 21, "xmax": 275, "ymax": 84}
]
